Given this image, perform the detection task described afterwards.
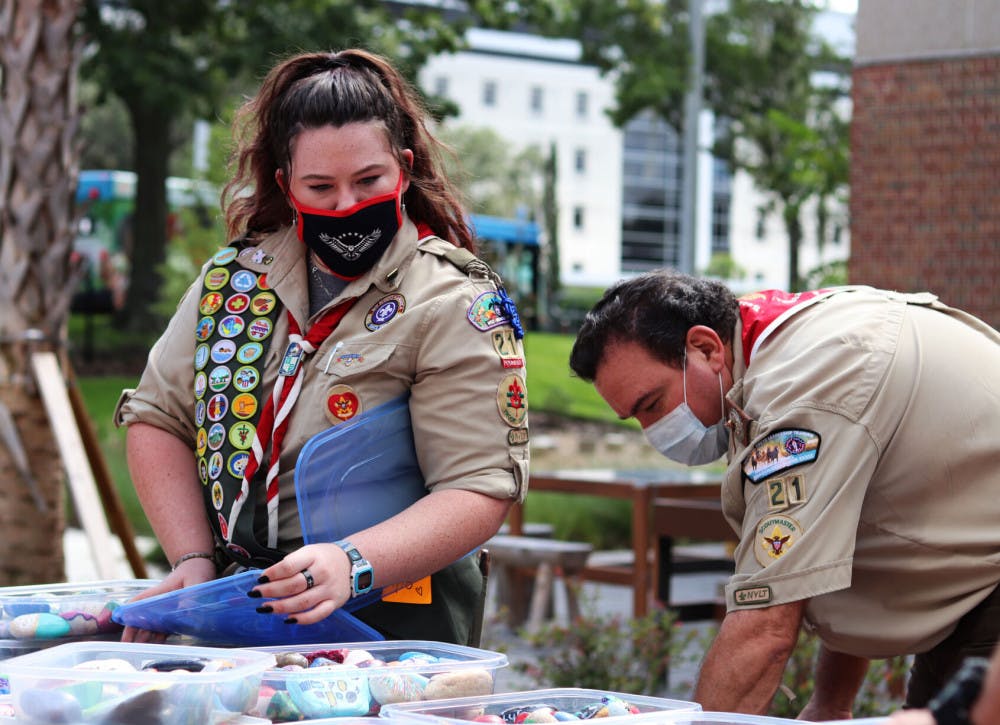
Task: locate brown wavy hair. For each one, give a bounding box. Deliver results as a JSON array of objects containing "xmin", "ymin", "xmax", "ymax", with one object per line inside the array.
[{"xmin": 223, "ymin": 49, "xmax": 474, "ymax": 252}]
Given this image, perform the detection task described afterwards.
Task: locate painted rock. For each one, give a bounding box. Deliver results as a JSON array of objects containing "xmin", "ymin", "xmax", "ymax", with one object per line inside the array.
[
  {"xmin": 266, "ymin": 689, "xmax": 303, "ymax": 722},
  {"xmin": 60, "ymin": 610, "xmax": 100, "ymax": 636},
  {"xmin": 4, "ymin": 602, "xmax": 49, "ymax": 618},
  {"xmin": 474, "ymin": 715, "xmax": 505, "ymax": 723},
  {"xmin": 9, "ymin": 612, "xmax": 71, "ymax": 639},
  {"xmin": 523, "ymin": 707, "xmax": 559, "ymax": 723},
  {"xmin": 553, "ymin": 712, "xmax": 581, "ymax": 721},
  {"xmin": 73, "ymin": 657, "xmax": 136, "ymax": 672},
  {"xmin": 18, "ymin": 687, "xmax": 82, "ymax": 723},
  {"xmin": 275, "ymin": 652, "xmax": 309, "ymax": 669},
  {"xmin": 369, "ymin": 672, "xmax": 428, "ymax": 704},
  {"xmin": 423, "ymin": 669, "xmax": 494, "ymax": 701},
  {"xmin": 343, "ymin": 648, "xmax": 374, "ymax": 666}
]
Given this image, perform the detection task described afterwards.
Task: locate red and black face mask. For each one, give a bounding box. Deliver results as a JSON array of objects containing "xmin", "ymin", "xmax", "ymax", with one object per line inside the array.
[{"xmin": 290, "ymin": 171, "xmax": 404, "ymax": 280}]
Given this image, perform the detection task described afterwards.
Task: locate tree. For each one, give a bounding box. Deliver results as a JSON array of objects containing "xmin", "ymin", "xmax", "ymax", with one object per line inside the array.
[
  {"xmin": 0, "ymin": 0, "xmax": 83, "ymax": 583},
  {"xmin": 79, "ymin": 0, "xmax": 467, "ymax": 330},
  {"xmin": 706, "ymin": 0, "xmax": 850, "ymax": 291},
  {"xmin": 470, "ymin": 0, "xmax": 850, "ymax": 291}
]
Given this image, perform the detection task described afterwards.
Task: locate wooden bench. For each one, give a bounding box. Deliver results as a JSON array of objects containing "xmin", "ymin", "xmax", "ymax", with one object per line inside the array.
[
  {"xmin": 653, "ymin": 497, "xmax": 737, "ymax": 621},
  {"xmin": 486, "ymin": 534, "xmax": 594, "ymax": 631}
]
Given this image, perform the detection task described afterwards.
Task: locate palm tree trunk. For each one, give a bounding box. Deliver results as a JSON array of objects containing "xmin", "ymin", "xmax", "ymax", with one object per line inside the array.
[{"xmin": 0, "ymin": 0, "xmax": 84, "ymax": 584}]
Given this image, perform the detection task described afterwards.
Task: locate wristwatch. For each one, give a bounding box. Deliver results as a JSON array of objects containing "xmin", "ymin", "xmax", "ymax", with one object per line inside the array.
[{"xmin": 335, "ymin": 540, "xmax": 374, "ymax": 598}]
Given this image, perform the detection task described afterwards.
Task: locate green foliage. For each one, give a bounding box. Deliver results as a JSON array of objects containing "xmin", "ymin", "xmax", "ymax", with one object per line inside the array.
[
  {"xmin": 767, "ymin": 629, "xmax": 909, "ymax": 718},
  {"xmin": 154, "ymin": 206, "xmax": 229, "ymax": 319},
  {"xmin": 436, "ymin": 125, "xmax": 545, "ymax": 219},
  {"xmin": 701, "ymin": 253, "xmax": 747, "ymax": 281},
  {"xmin": 527, "ymin": 493, "xmax": 632, "ymax": 550},
  {"xmin": 803, "ymin": 260, "xmax": 848, "ymax": 288},
  {"xmin": 516, "ymin": 599, "xmax": 697, "ymax": 695}
]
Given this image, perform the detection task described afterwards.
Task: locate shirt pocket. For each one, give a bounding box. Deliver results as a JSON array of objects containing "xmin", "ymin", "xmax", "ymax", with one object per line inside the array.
[{"xmin": 311, "ymin": 340, "xmax": 400, "ymax": 383}]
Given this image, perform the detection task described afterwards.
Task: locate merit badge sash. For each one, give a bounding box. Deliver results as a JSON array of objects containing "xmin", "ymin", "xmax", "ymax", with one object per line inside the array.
[
  {"xmin": 195, "ymin": 245, "xmax": 284, "ymax": 567},
  {"xmin": 738, "ymin": 289, "xmax": 835, "ymax": 364}
]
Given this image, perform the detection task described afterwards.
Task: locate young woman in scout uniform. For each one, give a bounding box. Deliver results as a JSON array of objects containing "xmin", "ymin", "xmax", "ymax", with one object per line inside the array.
[
  {"xmin": 569, "ymin": 270, "xmax": 1000, "ymax": 718},
  {"xmin": 116, "ymin": 49, "xmax": 530, "ymax": 644}
]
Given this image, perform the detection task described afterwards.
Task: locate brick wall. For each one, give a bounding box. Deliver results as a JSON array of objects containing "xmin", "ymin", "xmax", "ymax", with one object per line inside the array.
[{"xmin": 850, "ymin": 54, "xmax": 1000, "ymax": 329}]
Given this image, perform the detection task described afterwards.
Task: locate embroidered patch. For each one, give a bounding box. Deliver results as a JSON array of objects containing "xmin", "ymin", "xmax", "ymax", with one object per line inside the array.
[
  {"xmin": 766, "ymin": 473, "xmax": 808, "ymax": 512},
  {"xmin": 225, "ymin": 293, "xmax": 250, "ymax": 314},
  {"xmin": 211, "ymin": 340, "xmax": 236, "ymax": 364},
  {"xmin": 467, "ymin": 291, "xmax": 510, "ymax": 332},
  {"xmin": 742, "ymin": 429, "xmax": 820, "ymax": 483},
  {"xmin": 733, "ymin": 585, "xmax": 772, "ymax": 606},
  {"xmin": 507, "ymin": 427, "xmax": 529, "ymax": 446},
  {"xmin": 230, "ymin": 269, "xmax": 258, "ymax": 293},
  {"xmin": 194, "ymin": 371, "xmax": 208, "ymax": 400},
  {"xmin": 194, "ymin": 344, "xmax": 210, "ymax": 371},
  {"xmin": 213, "ymin": 247, "xmax": 238, "ymax": 265},
  {"xmin": 231, "ymin": 393, "xmax": 258, "ymax": 420},
  {"xmin": 207, "ymin": 423, "xmax": 225, "ymax": 451},
  {"xmin": 196, "ymin": 317, "xmax": 215, "ymax": 342},
  {"xmin": 755, "ymin": 515, "xmax": 802, "ymax": 566},
  {"xmin": 199, "ymin": 292, "xmax": 224, "ymax": 316},
  {"xmin": 250, "ymin": 292, "xmax": 277, "ymax": 315},
  {"xmin": 236, "ymin": 342, "xmax": 263, "ymax": 364},
  {"xmin": 491, "ymin": 329, "xmax": 524, "ymax": 369},
  {"xmin": 204, "ymin": 268, "xmax": 230, "ymax": 290},
  {"xmin": 218, "ymin": 315, "xmax": 245, "ymax": 339},
  {"xmin": 228, "ymin": 421, "xmax": 255, "ymax": 450},
  {"xmin": 365, "ymin": 293, "xmax": 405, "ymax": 331},
  {"xmin": 325, "ymin": 384, "xmax": 362, "ymax": 424},
  {"xmin": 246, "ymin": 317, "xmax": 273, "ymax": 341},
  {"xmin": 232, "ymin": 366, "xmax": 260, "ymax": 393},
  {"xmin": 211, "ymin": 481, "xmax": 224, "ymax": 510},
  {"xmin": 496, "ymin": 373, "xmax": 528, "ymax": 427}
]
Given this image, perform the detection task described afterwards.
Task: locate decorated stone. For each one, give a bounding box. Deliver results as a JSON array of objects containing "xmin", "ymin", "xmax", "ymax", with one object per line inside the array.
[
  {"xmin": 9, "ymin": 612, "xmax": 71, "ymax": 639},
  {"xmin": 423, "ymin": 669, "xmax": 494, "ymax": 701},
  {"xmin": 60, "ymin": 611, "xmax": 100, "ymax": 636},
  {"xmin": 369, "ymin": 672, "xmax": 428, "ymax": 705},
  {"xmin": 523, "ymin": 707, "xmax": 559, "ymax": 723},
  {"xmin": 72, "ymin": 657, "xmax": 136, "ymax": 672},
  {"xmin": 342, "ymin": 648, "xmax": 375, "ymax": 666},
  {"xmin": 266, "ymin": 690, "xmax": 303, "ymax": 722},
  {"xmin": 275, "ymin": 652, "xmax": 309, "ymax": 669}
]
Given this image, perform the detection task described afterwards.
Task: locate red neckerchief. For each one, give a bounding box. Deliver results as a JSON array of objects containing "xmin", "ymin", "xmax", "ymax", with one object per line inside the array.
[{"xmin": 738, "ymin": 289, "xmax": 831, "ymax": 364}]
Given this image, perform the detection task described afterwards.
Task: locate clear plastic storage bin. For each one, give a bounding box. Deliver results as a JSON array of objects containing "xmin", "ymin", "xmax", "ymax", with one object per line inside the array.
[
  {"xmin": 625, "ymin": 711, "xmax": 804, "ymax": 724},
  {"xmin": 0, "ymin": 640, "xmax": 275, "ymax": 724},
  {"xmin": 0, "ymin": 580, "xmax": 157, "ymax": 643},
  {"xmin": 249, "ymin": 640, "xmax": 508, "ymax": 722},
  {"xmin": 379, "ymin": 687, "xmax": 701, "ymax": 724}
]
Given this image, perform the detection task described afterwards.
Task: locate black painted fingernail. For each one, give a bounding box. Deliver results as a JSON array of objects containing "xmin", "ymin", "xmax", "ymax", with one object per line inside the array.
[
  {"xmin": 257, "ymin": 575, "xmax": 270, "ymax": 584},
  {"xmin": 283, "ymin": 617, "xmax": 297, "ymax": 625},
  {"xmin": 255, "ymin": 605, "xmax": 273, "ymax": 614},
  {"xmin": 247, "ymin": 589, "xmax": 262, "ymax": 598}
]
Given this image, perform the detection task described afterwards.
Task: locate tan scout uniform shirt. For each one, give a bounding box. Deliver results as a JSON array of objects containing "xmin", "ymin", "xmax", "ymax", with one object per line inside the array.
[
  {"xmin": 117, "ymin": 218, "xmax": 529, "ymax": 552},
  {"xmin": 721, "ymin": 287, "xmax": 1000, "ymax": 658}
]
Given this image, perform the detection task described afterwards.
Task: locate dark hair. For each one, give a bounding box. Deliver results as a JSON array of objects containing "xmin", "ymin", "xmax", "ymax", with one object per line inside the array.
[
  {"xmin": 569, "ymin": 269, "xmax": 739, "ymax": 381},
  {"xmin": 223, "ymin": 49, "xmax": 474, "ymax": 252}
]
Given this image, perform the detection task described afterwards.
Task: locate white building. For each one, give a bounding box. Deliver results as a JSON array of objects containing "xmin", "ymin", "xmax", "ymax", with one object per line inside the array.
[{"xmin": 419, "ymin": 10, "xmax": 854, "ymax": 292}]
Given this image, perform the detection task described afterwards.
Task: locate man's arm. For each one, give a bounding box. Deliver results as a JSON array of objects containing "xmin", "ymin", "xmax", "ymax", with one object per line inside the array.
[
  {"xmin": 694, "ymin": 599, "xmax": 806, "ymax": 714},
  {"xmin": 798, "ymin": 645, "xmax": 870, "ymax": 721}
]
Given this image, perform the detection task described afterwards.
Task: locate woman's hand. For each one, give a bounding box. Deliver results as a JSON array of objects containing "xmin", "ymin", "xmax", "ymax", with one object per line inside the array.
[
  {"xmin": 249, "ymin": 543, "xmax": 353, "ymax": 625},
  {"xmin": 120, "ymin": 557, "xmax": 217, "ymax": 643}
]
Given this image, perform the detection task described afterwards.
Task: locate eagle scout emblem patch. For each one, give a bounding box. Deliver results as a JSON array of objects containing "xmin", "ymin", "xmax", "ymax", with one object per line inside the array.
[
  {"xmin": 755, "ymin": 515, "xmax": 802, "ymax": 566},
  {"xmin": 497, "ymin": 373, "xmax": 528, "ymax": 427},
  {"xmin": 742, "ymin": 429, "xmax": 820, "ymax": 483},
  {"xmin": 325, "ymin": 384, "xmax": 362, "ymax": 424}
]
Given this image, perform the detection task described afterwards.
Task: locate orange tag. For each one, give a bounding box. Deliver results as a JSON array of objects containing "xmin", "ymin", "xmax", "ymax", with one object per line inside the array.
[{"xmin": 382, "ymin": 576, "xmax": 432, "ymax": 604}]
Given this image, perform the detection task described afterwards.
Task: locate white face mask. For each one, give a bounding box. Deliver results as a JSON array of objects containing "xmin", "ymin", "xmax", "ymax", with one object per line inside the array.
[{"xmin": 643, "ymin": 352, "xmax": 729, "ymax": 465}]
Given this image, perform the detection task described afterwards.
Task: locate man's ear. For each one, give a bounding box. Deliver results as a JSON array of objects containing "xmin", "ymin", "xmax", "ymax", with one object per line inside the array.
[{"xmin": 686, "ymin": 325, "xmax": 725, "ymax": 367}]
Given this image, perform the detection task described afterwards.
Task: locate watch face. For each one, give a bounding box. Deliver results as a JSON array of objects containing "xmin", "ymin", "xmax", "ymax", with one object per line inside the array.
[{"xmin": 356, "ymin": 569, "xmax": 374, "ymax": 592}]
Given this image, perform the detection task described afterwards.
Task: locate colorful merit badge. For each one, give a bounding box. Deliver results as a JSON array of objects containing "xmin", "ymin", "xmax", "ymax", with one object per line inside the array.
[
  {"xmin": 325, "ymin": 384, "xmax": 362, "ymax": 424},
  {"xmin": 365, "ymin": 294, "xmax": 405, "ymax": 331},
  {"xmin": 496, "ymin": 373, "xmax": 528, "ymax": 427},
  {"xmin": 742, "ymin": 428, "xmax": 820, "ymax": 484},
  {"xmin": 467, "ymin": 291, "xmax": 510, "ymax": 332},
  {"xmin": 755, "ymin": 515, "xmax": 802, "ymax": 566}
]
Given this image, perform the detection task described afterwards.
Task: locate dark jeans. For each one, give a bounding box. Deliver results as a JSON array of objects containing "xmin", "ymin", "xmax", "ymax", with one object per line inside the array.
[{"xmin": 906, "ymin": 582, "xmax": 1000, "ymax": 707}]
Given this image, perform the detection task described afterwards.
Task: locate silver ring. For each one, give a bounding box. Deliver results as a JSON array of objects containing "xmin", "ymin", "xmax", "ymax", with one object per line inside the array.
[{"xmin": 301, "ymin": 568, "xmax": 315, "ymax": 590}]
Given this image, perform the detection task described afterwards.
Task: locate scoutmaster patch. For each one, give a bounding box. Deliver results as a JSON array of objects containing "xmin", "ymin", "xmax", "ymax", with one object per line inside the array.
[
  {"xmin": 755, "ymin": 515, "xmax": 802, "ymax": 566},
  {"xmin": 742, "ymin": 429, "xmax": 820, "ymax": 483}
]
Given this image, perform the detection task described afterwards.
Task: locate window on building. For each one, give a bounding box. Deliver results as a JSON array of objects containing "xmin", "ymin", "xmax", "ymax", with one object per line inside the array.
[
  {"xmin": 575, "ymin": 148, "xmax": 587, "ymax": 173},
  {"xmin": 483, "ymin": 80, "xmax": 497, "ymax": 108},
  {"xmin": 755, "ymin": 209, "xmax": 767, "ymax": 240},
  {"xmin": 576, "ymin": 91, "xmax": 588, "ymax": 118},
  {"xmin": 833, "ymin": 224, "xmax": 843, "ymax": 245},
  {"xmin": 573, "ymin": 206, "xmax": 584, "ymax": 230},
  {"xmin": 530, "ymin": 86, "xmax": 543, "ymax": 114},
  {"xmin": 434, "ymin": 76, "xmax": 449, "ymax": 98}
]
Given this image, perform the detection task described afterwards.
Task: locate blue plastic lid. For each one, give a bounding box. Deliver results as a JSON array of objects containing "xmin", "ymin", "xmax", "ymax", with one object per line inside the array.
[
  {"xmin": 111, "ymin": 569, "xmax": 384, "ymax": 646},
  {"xmin": 294, "ymin": 393, "xmax": 426, "ymax": 548}
]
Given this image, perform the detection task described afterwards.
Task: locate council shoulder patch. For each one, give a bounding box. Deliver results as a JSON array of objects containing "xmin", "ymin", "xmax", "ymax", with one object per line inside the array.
[
  {"xmin": 754, "ymin": 514, "xmax": 803, "ymax": 567},
  {"xmin": 467, "ymin": 291, "xmax": 510, "ymax": 332},
  {"xmin": 742, "ymin": 428, "xmax": 820, "ymax": 483},
  {"xmin": 733, "ymin": 585, "xmax": 772, "ymax": 606}
]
